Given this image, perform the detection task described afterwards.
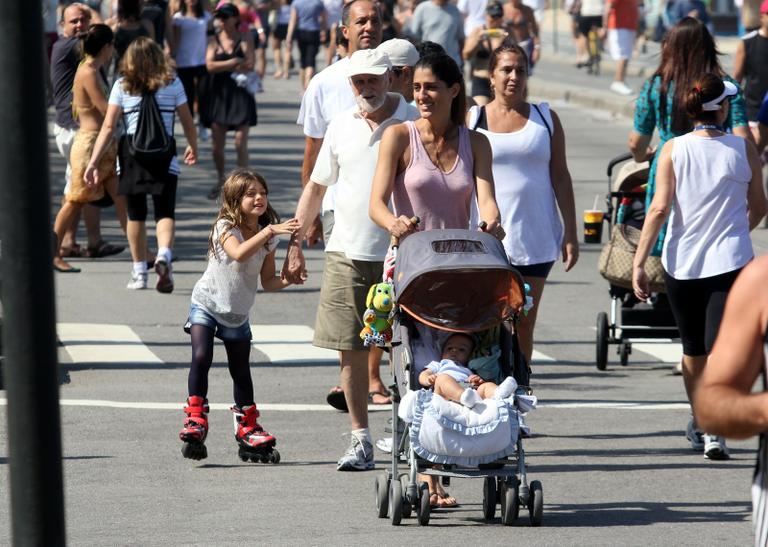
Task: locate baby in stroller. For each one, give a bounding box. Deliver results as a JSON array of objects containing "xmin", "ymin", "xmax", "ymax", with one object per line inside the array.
[{"xmin": 419, "ymin": 333, "xmax": 518, "ymax": 408}]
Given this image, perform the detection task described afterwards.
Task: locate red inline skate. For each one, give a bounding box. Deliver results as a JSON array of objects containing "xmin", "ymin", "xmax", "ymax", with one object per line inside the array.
[
  {"xmin": 232, "ymin": 405, "xmax": 280, "ymax": 463},
  {"xmin": 179, "ymin": 396, "xmax": 209, "ymax": 460}
]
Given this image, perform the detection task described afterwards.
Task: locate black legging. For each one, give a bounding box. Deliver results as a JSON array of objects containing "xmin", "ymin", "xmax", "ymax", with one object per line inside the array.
[{"xmin": 187, "ymin": 325, "xmax": 254, "ymax": 407}]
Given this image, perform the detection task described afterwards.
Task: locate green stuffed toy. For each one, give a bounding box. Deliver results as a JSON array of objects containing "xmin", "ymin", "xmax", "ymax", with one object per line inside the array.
[{"xmin": 359, "ymin": 282, "xmax": 394, "ymax": 347}]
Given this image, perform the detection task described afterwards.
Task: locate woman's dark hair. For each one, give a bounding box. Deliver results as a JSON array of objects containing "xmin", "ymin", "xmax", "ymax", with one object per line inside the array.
[
  {"xmin": 117, "ymin": 0, "xmax": 143, "ymax": 21},
  {"xmin": 652, "ymin": 17, "xmax": 723, "ymax": 134},
  {"xmin": 81, "ymin": 24, "xmax": 114, "ymax": 57},
  {"xmin": 179, "ymin": 0, "xmax": 204, "ymax": 17},
  {"xmin": 488, "ymin": 37, "xmax": 528, "ymax": 75},
  {"xmin": 416, "ymin": 41, "xmax": 446, "ymax": 58},
  {"xmin": 414, "ymin": 53, "xmax": 467, "ymax": 126},
  {"xmin": 685, "ymin": 73, "xmax": 727, "ymax": 122}
]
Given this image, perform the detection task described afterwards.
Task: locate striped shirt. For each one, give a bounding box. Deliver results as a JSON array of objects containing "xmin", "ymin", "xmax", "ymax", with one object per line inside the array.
[
  {"xmin": 108, "ymin": 76, "xmax": 187, "ymax": 175},
  {"xmin": 752, "ymin": 330, "xmax": 768, "ymax": 547}
]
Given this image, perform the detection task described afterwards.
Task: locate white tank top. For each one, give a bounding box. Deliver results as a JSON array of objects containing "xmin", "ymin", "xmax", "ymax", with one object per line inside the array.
[
  {"xmin": 468, "ymin": 103, "xmax": 563, "ymax": 266},
  {"xmin": 662, "ymin": 132, "xmax": 753, "ymax": 279}
]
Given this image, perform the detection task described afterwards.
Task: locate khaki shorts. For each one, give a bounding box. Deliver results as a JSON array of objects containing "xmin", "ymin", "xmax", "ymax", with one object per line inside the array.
[{"xmin": 313, "ymin": 251, "xmax": 383, "ymax": 351}]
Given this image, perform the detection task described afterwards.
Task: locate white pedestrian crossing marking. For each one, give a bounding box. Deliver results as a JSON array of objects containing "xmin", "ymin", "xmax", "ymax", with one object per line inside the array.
[
  {"xmin": 531, "ymin": 350, "xmax": 555, "ymax": 363},
  {"xmin": 0, "ymin": 398, "xmax": 690, "ymax": 411},
  {"xmin": 57, "ymin": 323, "xmax": 162, "ymax": 365},
  {"xmin": 251, "ymin": 325, "xmax": 337, "ymax": 363},
  {"xmin": 631, "ymin": 340, "xmax": 681, "ymax": 363}
]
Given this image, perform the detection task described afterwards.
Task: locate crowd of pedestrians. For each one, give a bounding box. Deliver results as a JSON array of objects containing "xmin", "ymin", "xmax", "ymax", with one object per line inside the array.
[{"xmin": 42, "ymin": 0, "xmax": 768, "ymax": 537}]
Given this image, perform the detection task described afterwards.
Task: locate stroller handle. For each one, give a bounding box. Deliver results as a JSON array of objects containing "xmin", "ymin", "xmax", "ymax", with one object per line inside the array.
[
  {"xmin": 390, "ymin": 216, "xmax": 420, "ymax": 248},
  {"xmin": 606, "ymin": 152, "xmax": 634, "ymax": 178}
]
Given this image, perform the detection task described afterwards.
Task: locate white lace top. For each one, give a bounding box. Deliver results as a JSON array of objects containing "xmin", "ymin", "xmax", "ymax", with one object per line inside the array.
[{"xmin": 191, "ymin": 219, "xmax": 278, "ymax": 327}]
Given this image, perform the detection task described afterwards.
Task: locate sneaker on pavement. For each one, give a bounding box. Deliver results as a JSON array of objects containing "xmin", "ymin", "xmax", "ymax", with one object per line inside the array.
[
  {"xmin": 610, "ymin": 81, "xmax": 634, "ymax": 96},
  {"xmin": 703, "ymin": 434, "xmax": 730, "ymax": 460},
  {"xmin": 126, "ymin": 271, "xmax": 148, "ymax": 290},
  {"xmin": 686, "ymin": 418, "xmax": 705, "ymax": 451},
  {"xmin": 337, "ymin": 435, "xmax": 374, "ymax": 471},
  {"xmin": 375, "ymin": 437, "xmax": 393, "ymax": 454},
  {"xmin": 155, "ymin": 258, "xmax": 174, "ymax": 294}
]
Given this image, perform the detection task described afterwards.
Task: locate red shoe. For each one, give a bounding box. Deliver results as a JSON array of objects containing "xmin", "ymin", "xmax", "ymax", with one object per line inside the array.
[{"xmin": 180, "ymin": 396, "xmax": 209, "ymax": 460}]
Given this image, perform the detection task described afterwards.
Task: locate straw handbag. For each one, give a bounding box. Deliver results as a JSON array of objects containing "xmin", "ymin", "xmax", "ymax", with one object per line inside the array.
[{"xmin": 598, "ymin": 224, "xmax": 667, "ymax": 293}]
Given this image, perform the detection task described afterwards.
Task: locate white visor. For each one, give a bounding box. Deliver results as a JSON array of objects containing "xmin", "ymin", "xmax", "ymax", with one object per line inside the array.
[{"xmin": 701, "ymin": 80, "xmax": 738, "ymax": 111}]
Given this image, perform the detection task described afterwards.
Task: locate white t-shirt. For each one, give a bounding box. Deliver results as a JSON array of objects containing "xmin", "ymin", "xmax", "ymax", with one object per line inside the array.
[
  {"xmin": 191, "ymin": 219, "xmax": 279, "ymax": 327},
  {"xmin": 468, "ymin": 103, "xmax": 563, "ymax": 265},
  {"xmin": 296, "ymin": 56, "xmax": 356, "ymax": 214},
  {"xmin": 172, "ymin": 12, "xmax": 212, "ymax": 68},
  {"xmin": 426, "ymin": 358, "xmax": 472, "ymax": 382},
  {"xmin": 109, "ymin": 76, "xmax": 188, "ymax": 175},
  {"xmin": 311, "ymin": 94, "xmax": 420, "ymax": 261},
  {"xmin": 457, "ymin": 0, "xmax": 487, "ymax": 37},
  {"xmin": 580, "ymin": 0, "xmax": 605, "ymax": 17},
  {"xmin": 663, "ymin": 133, "xmax": 754, "ymax": 279}
]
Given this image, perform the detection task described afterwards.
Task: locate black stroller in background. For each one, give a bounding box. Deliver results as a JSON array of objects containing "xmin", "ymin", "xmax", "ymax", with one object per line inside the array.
[{"xmin": 595, "ymin": 152, "xmax": 679, "ymax": 370}]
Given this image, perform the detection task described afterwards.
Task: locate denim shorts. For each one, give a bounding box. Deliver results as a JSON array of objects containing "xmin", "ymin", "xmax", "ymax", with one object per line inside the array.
[{"xmin": 184, "ymin": 303, "xmax": 252, "ymax": 341}]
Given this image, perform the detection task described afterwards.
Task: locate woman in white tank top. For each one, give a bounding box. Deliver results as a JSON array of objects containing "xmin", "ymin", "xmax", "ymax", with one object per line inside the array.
[
  {"xmin": 633, "ymin": 74, "xmax": 767, "ymax": 460},
  {"xmin": 466, "ymin": 40, "xmax": 579, "ymax": 366}
]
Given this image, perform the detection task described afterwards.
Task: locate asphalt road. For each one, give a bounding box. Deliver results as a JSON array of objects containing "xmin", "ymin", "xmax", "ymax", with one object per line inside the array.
[{"xmin": 1, "ymin": 57, "xmax": 767, "ymax": 546}]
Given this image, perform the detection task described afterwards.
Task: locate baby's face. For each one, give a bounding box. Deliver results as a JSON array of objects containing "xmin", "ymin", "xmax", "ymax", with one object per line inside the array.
[{"xmin": 442, "ymin": 335, "xmax": 473, "ymax": 365}]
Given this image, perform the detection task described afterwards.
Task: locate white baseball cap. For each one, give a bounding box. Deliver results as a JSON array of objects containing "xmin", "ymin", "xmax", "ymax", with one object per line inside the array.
[
  {"xmin": 346, "ymin": 49, "xmax": 392, "ymax": 77},
  {"xmin": 377, "ymin": 38, "xmax": 419, "ymax": 68}
]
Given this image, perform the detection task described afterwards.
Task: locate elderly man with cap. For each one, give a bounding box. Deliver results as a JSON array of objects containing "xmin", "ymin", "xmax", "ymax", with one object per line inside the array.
[
  {"xmin": 377, "ymin": 38, "xmax": 419, "ymax": 103},
  {"xmin": 283, "ymin": 49, "xmax": 419, "ymax": 471}
]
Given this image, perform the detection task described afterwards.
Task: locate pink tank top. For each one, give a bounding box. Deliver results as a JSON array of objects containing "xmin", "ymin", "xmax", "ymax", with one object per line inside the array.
[{"xmin": 393, "ymin": 121, "xmax": 475, "ymax": 233}]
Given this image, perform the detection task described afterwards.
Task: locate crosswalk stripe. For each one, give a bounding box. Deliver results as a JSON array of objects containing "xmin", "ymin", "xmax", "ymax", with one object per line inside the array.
[
  {"xmin": 57, "ymin": 323, "xmax": 162, "ymax": 365},
  {"xmin": 251, "ymin": 324, "xmax": 337, "ymax": 363},
  {"xmin": 531, "ymin": 350, "xmax": 555, "ymax": 363},
  {"xmin": 0, "ymin": 398, "xmax": 690, "ymax": 411},
  {"xmin": 631, "ymin": 341, "xmax": 682, "ymax": 363}
]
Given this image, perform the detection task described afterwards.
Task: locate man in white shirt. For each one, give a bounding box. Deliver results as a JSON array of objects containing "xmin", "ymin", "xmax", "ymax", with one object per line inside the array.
[
  {"xmin": 457, "ymin": 0, "xmax": 488, "ymax": 37},
  {"xmin": 283, "ymin": 49, "xmax": 419, "ymax": 471},
  {"xmin": 377, "ymin": 38, "xmax": 419, "ymax": 102},
  {"xmin": 406, "ymin": 0, "xmax": 465, "ymax": 66}
]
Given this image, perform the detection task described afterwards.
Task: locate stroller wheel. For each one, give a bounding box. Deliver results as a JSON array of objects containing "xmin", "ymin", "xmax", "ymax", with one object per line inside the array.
[
  {"xmin": 596, "ymin": 312, "xmax": 609, "ymax": 370},
  {"xmin": 619, "ymin": 342, "xmax": 631, "ymax": 367},
  {"xmin": 500, "ymin": 479, "xmax": 520, "ymax": 526},
  {"xmin": 375, "ymin": 473, "xmax": 389, "ymax": 518},
  {"xmin": 399, "ymin": 474, "xmax": 413, "ymax": 518},
  {"xmin": 389, "ymin": 478, "xmax": 403, "ymax": 525},
  {"xmin": 528, "ymin": 480, "xmax": 543, "ymax": 527},
  {"xmin": 482, "ymin": 476, "xmax": 497, "ymax": 520},
  {"xmin": 417, "ymin": 481, "xmax": 430, "ymax": 526}
]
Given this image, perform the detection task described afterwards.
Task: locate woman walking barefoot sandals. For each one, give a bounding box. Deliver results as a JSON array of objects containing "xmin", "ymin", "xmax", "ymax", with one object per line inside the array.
[{"xmin": 53, "ymin": 24, "xmax": 128, "ymax": 273}]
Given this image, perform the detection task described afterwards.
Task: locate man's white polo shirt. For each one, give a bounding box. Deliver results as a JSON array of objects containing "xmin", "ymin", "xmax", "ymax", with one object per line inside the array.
[
  {"xmin": 310, "ymin": 93, "xmax": 420, "ymax": 262},
  {"xmin": 296, "ymin": 57, "xmax": 355, "ymax": 139}
]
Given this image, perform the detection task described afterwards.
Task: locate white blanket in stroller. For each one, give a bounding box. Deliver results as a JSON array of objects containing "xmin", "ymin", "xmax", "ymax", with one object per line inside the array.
[{"xmin": 398, "ymin": 388, "xmax": 536, "ymax": 466}]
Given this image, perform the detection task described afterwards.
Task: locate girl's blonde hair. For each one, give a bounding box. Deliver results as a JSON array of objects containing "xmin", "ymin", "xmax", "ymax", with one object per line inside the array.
[
  {"xmin": 119, "ymin": 36, "xmax": 175, "ymax": 94},
  {"xmin": 208, "ymin": 169, "xmax": 280, "ymax": 257}
]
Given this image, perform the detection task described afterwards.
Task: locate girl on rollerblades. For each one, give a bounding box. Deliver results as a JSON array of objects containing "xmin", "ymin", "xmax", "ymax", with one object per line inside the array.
[{"xmin": 179, "ymin": 168, "xmax": 300, "ymax": 461}]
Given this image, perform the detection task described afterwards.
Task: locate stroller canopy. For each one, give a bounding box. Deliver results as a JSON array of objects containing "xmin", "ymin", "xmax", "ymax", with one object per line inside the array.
[{"xmin": 393, "ymin": 229, "xmax": 524, "ymax": 332}]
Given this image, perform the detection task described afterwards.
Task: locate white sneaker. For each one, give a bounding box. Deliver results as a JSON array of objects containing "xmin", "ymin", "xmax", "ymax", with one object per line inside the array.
[
  {"xmin": 337, "ymin": 435, "xmax": 374, "ymax": 471},
  {"xmin": 703, "ymin": 434, "xmax": 729, "ymax": 460},
  {"xmin": 126, "ymin": 271, "xmax": 148, "ymax": 290},
  {"xmin": 375, "ymin": 437, "xmax": 393, "ymax": 453},
  {"xmin": 610, "ymin": 81, "xmax": 634, "ymax": 96},
  {"xmin": 154, "ymin": 258, "xmax": 174, "ymax": 294},
  {"xmin": 686, "ymin": 418, "xmax": 704, "ymax": 451},
  {"xmin": 198, "ymin": 125, "xmax": 209, "ymax": 141}
]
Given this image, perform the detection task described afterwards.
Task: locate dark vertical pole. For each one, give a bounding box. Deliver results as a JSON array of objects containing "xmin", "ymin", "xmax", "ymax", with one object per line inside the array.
[{"xmin": 0, "ymin": 2, "xmax": 66, "ymax": 545}]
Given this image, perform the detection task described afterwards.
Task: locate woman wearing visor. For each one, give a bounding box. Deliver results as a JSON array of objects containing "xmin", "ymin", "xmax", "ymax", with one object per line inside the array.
[{"xmin": 632, "ymin": 74, "xmax": 767, "ymax": 461}]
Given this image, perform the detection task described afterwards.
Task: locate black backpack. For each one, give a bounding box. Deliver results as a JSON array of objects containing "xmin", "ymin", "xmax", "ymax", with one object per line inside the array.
[{"xmin": 125, "ymin": 92, "xmax": 175, "ymax": 174}]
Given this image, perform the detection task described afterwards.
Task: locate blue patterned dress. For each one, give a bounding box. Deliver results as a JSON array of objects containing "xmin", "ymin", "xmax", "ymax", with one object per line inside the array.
[{"xmin": 632, "ymin": 74, "xmax": 748, "ymax": 254}]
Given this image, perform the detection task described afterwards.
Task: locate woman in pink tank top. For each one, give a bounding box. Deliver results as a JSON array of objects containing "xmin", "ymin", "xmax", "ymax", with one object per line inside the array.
[{"xmin": 369, "ymin": 53, "xmax": 504, "ymax": 241}]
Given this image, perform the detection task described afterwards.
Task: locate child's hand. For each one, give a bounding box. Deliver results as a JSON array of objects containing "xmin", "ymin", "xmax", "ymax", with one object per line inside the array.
[
  {"xmin": 468, "ymin": 374, "xmax": 484, "ymax": 387},
  {"xmin": 420, "ymin": 372, "xmax": 437, "ymax": 387},
  {"xmin": 272, "ymin": 218, "xmax": 300, "ymax": 236}
]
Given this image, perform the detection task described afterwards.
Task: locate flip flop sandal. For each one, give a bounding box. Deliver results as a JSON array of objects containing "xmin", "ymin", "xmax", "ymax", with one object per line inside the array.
[
  {"xmin": 368, "ymin": 390, "xmax": 393, "ymax": 405},
  {"xmin": 85, "ymin": 240, "xmax": 125, "ymax": 258},
  {"xmin": 53, "ymin": 262, "xmax": 81, "ymax": 273},
  {"xmin": 326, "ymin": 386, "xmax": 348, "ymax": 412},
  {"xmin": 435, "ymin": 492, "xmax": 458, "ymax": 508},
  {"xmin": 60, "ymin": 244, "xmax": 84, "ymax": 258}
]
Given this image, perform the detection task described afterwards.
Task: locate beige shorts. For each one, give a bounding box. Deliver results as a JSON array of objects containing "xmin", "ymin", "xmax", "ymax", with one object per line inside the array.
[{"xmin": 313, "ymin": 251, "xmax": 384, "ymax": 352}]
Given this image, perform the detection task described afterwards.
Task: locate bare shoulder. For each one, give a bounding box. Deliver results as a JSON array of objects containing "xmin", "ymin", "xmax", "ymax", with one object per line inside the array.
[{"xmin": 383, "ymin": 123, "xmax": 411, "ymax": 145}]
